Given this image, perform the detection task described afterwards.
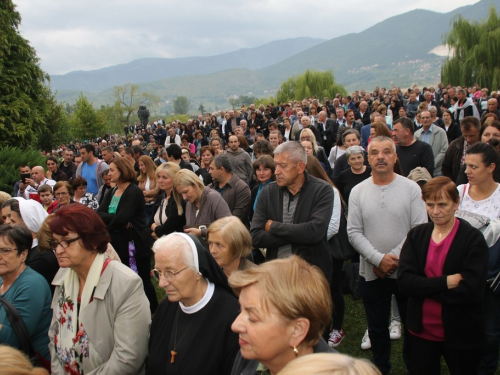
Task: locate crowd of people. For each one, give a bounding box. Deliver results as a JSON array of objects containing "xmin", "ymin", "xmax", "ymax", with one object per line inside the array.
[{"xmin": 1, "ymin": 82, "xmax": 500, "ymax": 374}]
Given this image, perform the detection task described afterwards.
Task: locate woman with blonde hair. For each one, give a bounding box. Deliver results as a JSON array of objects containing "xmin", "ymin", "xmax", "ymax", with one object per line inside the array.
[
  {"xmin": 277, "ymin": 353, "xmax": 381, "ymax": 375},
  {"xmin": 300, "ymin": 128, "xmax": 330, "ymax": 173},
  {"xmin": 207, "ymin": 216, "xmax": 254, "ymax": 277},
  {"xmin": 150, "ymin": 162, "xmax": 185, "ymax": 239},
  {"xmin": 137, "ymin": 155, "xmax": 160, "ymax": 223},
  {"xmin": 210, "ymin": 137, "xmax": 225, "ymax": 155},
  {"xmin": 0, "ymin": 345, "xmax": 49, "ymax": 375},
  {"xmin": 173, "ymin": 169, "xmax": 231, "ymax": 239},
  {"xmin": 229, "ymin": 256, "xmax": 334, "ymax": 375}
]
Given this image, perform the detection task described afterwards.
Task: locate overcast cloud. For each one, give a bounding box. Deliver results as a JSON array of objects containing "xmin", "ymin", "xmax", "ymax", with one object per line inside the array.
[{"xmin": 14, "ymin": 0, "xmax": 479, "ymax": 75}]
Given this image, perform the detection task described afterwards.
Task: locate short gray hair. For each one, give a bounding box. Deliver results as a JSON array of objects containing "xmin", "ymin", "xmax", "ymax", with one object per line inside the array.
[
  {"xmin": 213, "ymin": 154, "xmax": 232, "ymax": 173},
  {"xmin": 345, "ymin": 146, "xmax": 365, "ymax": 159},
  {"xmin": 152, "ymin": 235, "xmax": 196, "ymax": 270},
  {"xmin": 367, "ymin": 136, "xmax": 396, "ymax": 153},
  {"xmin": 274, "ymin": 141, "xmax": 307, "ymax": 164}
]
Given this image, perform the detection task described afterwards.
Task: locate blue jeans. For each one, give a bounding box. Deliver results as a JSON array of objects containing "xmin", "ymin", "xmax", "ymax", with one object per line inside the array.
[
  {"xmin": 478, "ymin": 287, "xmax": 500, "ymax": 375},
  {"xmin": 359, "ymin": 277, "xmax": 409, "ymax": 375}
]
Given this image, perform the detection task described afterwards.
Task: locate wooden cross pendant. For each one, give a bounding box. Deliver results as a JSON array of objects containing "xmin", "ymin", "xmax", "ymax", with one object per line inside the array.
[{"xmin": 171, "ymin": 350, "xmax": 177, "ymax": 364}]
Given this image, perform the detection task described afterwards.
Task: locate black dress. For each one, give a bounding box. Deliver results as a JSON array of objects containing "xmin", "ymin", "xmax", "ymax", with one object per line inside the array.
[
  {"xmin": 336, "ymin": 167, "xmax": 372, "ymax": 206},
  {"xmin": 147, "ymin": 286, "xmax": 240, "ymax": 375}
]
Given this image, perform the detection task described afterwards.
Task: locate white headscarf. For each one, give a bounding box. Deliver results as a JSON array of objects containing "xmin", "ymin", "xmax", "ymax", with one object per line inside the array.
[
  {"xmin": 156, "ymin": 232, "xmax": 200, "ymax": 271},
  {"xmin": 14, "ymin": 197, "xmax": 48, "ymax": 233}
]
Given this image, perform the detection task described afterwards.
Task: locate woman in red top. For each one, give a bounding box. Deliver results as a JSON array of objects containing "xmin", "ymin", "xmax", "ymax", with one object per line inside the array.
[{"xmin": 398, "ymin": 177, "xmax": 488, "ymax": 374}]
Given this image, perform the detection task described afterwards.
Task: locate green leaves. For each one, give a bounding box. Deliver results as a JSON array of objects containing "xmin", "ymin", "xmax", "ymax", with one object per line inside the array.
[
  {"xmin": 442, "ymin": 6, "xmax": 500, "ymax": 89},
  {"xmin": 173, "ymin": 96, "xmax": 190, "ymax": 115},
  {"xmin": 276, "ymin": 70, "xmax": 347, "ymax": 103},
  {"xmin": 0, "ymin": 0, "xmax": 67, "ymax": 151},
  {"xmin": 0, "ymin": 146, "xmax": 47, "ymax": 193}
]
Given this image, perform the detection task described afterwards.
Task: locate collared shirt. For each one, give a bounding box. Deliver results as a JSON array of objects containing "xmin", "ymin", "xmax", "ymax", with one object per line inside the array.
[
  {"xmin": 420, "ymin": 125, "xmax": 433, "ymax": 145},
  {"xmin": 277, "ymin": 189, "xmax": 301, "ymax": 258}
]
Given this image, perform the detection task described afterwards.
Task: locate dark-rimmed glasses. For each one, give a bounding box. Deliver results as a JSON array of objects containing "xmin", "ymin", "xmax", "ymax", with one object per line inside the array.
[{"xmin": 50, "ymin": 236, "xmax": 82, "ymax": 251}]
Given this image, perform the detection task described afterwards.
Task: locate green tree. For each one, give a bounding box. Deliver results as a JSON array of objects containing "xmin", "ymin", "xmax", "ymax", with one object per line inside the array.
[
  {"xmin": 71, "ymin": 94, "xmax": 104, "ymax": 141},
  {"xmin": 254, "ymin": 96, "xmax": 277, "ymax": 108},
  {"xmin": 239, "ymin": 95, "xmax": 257, "ymax": 106},
  {"xmin": 276, "ymin": 70, "xmax": 346, "ymax": 103},
  {"xmin": 173, "ymin": 96, "xmax": 190, "ymax": 114},
  {"xmin": 228, "ymin": 97, "xmax": 240, "ymax": 110},
  {"xmin": 97, "ymin": 103, "xmax": 124, "ymax": 135},
  {"xmin": 198, "ymin": 103, "xmax": 205, "ymax": 115},
  {"xmin": 0, "ymin": 1, "xmax": 50, "ymax": 148},
  {"xmin": 441, "ymin": 6, "xmax": 500, "ymax": 89},
  {"xmin": 0, "ymin": 146, "xmax": 46, "ymax": 193},
  {"xmin": 37, "ymin": 89, "xmax": 72, "ymax": 151},
  {"xmin": 114, "ymin": 84, "xmax": 159, "ymax": 126}
]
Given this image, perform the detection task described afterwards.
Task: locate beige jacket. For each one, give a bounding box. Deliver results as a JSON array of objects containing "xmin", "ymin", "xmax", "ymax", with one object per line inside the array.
[
  {"xmin": 138, "ymin": 177, "xmax": 160, "ymax": 204},
  {"xmin": 49, "ymin": 260, "xmax": 150, "ymax": 375}
]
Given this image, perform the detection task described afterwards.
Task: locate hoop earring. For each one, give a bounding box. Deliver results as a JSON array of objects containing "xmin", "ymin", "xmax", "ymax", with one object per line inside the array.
[{"xmin": 293, "ymin": 346, "xmax": 298, "ymax": 357}]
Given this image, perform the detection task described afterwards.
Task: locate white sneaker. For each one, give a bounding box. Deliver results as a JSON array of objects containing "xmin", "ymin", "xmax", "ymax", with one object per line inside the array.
[
  {"xmin": 389, "ymin": 320, "xmax": 401, "ymax": 340},
  {"xmin": 361, "ymin": 329, "xmax": 371, "ymax": 350}
]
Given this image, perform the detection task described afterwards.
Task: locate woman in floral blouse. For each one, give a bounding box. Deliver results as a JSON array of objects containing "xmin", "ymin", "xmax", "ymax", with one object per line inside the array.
[
  {"xmin": 71, "ymin": 177, "xmax": 99, "ymax": 211},
  {"xmin": 48, "ymin": 204, "xmax": 150, "ymax": 374}
]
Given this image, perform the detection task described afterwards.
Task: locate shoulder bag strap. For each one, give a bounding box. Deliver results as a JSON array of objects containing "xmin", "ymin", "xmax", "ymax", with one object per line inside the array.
[{"xmin": 0, "ymin": 297, "xmax": 36, "ymax": 357}]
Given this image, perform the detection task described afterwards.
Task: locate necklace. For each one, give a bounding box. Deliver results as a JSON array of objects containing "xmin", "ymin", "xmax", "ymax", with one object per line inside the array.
[
  {"xmin": 433, "ymin": 220, "xmax": 456, "ymax": 240},
  {"xmin": 170, "ymin": 306, "xmax": 197, "ymax": 364}
]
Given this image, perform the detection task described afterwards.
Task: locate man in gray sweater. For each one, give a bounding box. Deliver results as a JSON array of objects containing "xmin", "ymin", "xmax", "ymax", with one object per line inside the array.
[
  {"xmin": 347, "ymin": 136, "xmax": 427, "ymax": 375},
  {"xmin": 225, "ymin": 135, "xmax": 253, "ymax": 184}
]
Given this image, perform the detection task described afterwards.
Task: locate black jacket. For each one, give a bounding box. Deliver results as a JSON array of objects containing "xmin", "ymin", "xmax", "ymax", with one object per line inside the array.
[
  {"xmin": 250, "ymin": 171, "xmax": 334, "ymax": 281},
  {"xmin": 149, "ymin": 192, "xmax": 186, "ymax": 237},
  {"xmin": 442, "ymin": 136, "xmax": 465, "ymax": 182},
  {"xmin": 98, "ymin": 183, "xmax": 150, "ymax": 257},
  {"xmin": 398, "ymin": 219, "xmax": 488, "ymax": 350}
]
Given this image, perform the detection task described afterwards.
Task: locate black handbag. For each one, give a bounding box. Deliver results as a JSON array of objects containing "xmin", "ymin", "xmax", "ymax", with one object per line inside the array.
[
  {"xmin": 329, "ymin": 198, "xmax": 358, "ymax": 261},
  {"xmin": 0, "ymin": 297, "xmax": 45, "ymax": 368}
]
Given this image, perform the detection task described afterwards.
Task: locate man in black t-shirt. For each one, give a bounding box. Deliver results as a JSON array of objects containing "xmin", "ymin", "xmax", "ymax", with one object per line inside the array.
[{"xmin": 392, "ymin": 116, "xmax": 434, "ymax": 177}]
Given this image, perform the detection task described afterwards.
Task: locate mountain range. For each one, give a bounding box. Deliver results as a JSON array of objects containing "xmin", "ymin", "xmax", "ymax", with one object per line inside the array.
[{"xmin": 50, "ymin": 0, "xmax": 500, "ymax": 113}]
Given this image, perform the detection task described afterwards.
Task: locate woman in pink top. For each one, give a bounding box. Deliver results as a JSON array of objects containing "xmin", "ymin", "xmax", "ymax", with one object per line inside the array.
[{"xmin": 398, "ymin": 177, "xmax": 488, "ymax": 375}]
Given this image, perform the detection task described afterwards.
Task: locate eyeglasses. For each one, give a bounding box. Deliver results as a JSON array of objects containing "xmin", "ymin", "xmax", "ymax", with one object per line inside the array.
[
  {"xmin": 50, "ymin": 236, "xmax": 81, "ymax": 251},
  {"xmin": 0, "ymin": 248, "xmax": 17, "ymax": 256},
  {"xmin": 55, "ymin": 192, "xmax": 69, "ymax": 197},
  {"xmin": 151, "ymin": 266, "xmax": 189, "ymax": 281}
]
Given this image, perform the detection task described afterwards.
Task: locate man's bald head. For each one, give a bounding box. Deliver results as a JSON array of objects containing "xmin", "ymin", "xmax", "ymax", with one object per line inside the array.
[
  {"xmin": 488, "ymin": 98, "xmax": 498, "ymax": 112},
  {"xmin": 301, "ymin": 116, "xmax": 311, "ymax": 126},
  {"xmin": 31, "ymin": 166, "xmax": 45, "ymax": 183}
]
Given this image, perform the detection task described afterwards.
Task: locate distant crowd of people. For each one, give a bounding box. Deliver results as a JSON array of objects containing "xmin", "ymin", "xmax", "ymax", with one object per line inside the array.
[{"xmin": 1, "ymin": 81, "xmax": 500, "ymax": 375}]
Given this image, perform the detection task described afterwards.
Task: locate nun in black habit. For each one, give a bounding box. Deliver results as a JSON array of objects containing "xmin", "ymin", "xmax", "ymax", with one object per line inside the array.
[{"xmin": 147, "ymin": 232, "xmax": 240, "ymax": 375}]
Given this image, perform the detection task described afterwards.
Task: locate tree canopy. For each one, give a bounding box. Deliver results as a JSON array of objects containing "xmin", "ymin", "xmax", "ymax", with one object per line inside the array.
[
  {"xmin": 276, "ymin": 70, "xmax": 347, "ymax": 103},
  {"xmin": 173, "ymin": 96, "xmax": 190, "ymax": 114},
  {"xmin": 0, "ymin": 0, "xmax": 51, "ymax": 149},
  {"xmin": 441, "ymin": 6, "xmax": 500, "ymax": 89},
  {"xmin": 114, "ymin": 84, "xmax": 159, "ymax": 126},
  {"xmin": 71, "ymin": 94, "xmax": 105, "ymax": 141}
]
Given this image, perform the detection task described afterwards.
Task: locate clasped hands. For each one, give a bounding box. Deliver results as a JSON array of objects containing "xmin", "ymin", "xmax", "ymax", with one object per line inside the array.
[{"xmin": 373, "ymin": 253, "xmax": 399, "ymax": 279}]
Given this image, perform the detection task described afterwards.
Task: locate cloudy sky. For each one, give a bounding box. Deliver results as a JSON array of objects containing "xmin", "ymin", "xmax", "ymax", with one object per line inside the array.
[{"xmin": 15, "ymin": 0, "xmax": 479, "ymax": 76}]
